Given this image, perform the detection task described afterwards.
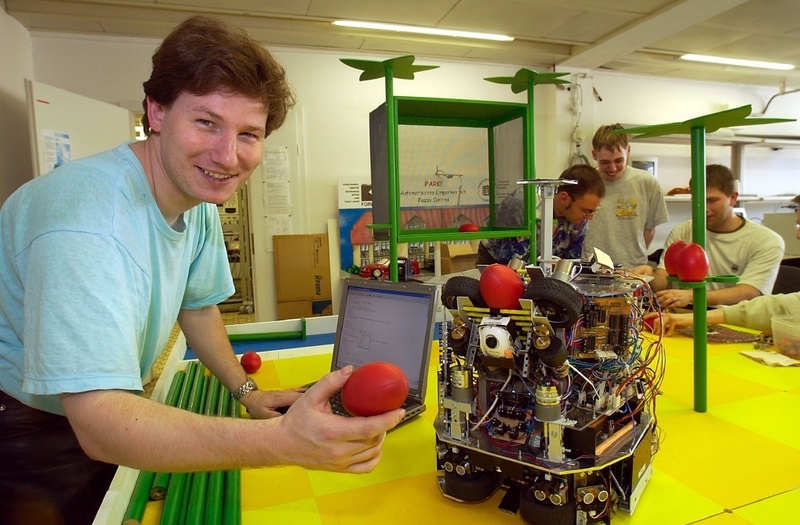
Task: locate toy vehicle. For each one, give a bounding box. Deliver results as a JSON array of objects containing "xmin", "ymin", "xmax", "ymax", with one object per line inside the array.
[
  {"xmin": 435, "ymin": 269, "xmax": 663, "ymax": 525},
  {"xmin": 360, "ymin": 257, "xmax": 420, "ymax": 279}
]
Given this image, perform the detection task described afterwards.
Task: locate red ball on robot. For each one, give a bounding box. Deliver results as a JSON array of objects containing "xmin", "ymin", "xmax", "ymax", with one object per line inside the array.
[
  {"xmin": 341, "ymin": 361, "xmax": 409, "ymax": 417},
  {"xmin": 479, "ymin": 263, "xmax": 525, "ymax": 310}
]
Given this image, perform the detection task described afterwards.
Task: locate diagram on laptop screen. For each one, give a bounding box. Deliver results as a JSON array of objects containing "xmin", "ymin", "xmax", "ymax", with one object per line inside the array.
[{"xmin": 336, "ymin": 286, "xmax": 430, "ymax": 391}]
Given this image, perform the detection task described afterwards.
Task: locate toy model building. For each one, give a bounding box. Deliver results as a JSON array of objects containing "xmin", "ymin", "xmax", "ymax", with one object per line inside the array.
[{"xmin": 435, "ymin": 266, "xmax": 664, "ymax": 524}]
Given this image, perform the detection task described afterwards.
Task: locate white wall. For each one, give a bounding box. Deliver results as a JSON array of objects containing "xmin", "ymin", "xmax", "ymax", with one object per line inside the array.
[
  {"xmin": 0, "ymin": 10, "xmax": 35, "ymax": 204},
  {"xmin": 21, "ymin": 29, "xmax": 800, "ymax": 315}
]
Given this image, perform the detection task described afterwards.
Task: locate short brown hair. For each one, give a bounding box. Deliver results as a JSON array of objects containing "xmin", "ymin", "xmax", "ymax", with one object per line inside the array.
[
  {"xmin": 705, "ymin": 164, "xmax": 735, "ymax": 196},
  {"xmin": 592, "ymin": 123, "xmax": 630, "ymax": 153},
  {"xmin": 141, "ymin": 16, "xmax": 296, "ymax": 137},
  {"xmin": 558, "ymin": 164, "xmax": 606, "ymax": 199}
]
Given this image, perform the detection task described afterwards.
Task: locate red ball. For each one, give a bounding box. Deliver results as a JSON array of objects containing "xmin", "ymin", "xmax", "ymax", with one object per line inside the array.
[
  {"xmin": 479, "ymin": 263, "xmax": 525, "ymax": 310},
  {"xmin": 341, "ymin": 362, "xmax": 409, "ymax": 417},
  {"xmin": 240, "ymin": 351, "xmax": 262, "ymax": 373},
  {"xmin": 676, "ymin": 243, "xmax": 709, "ymax": 282},
  {"xmin": 458, "ymin": 223, "xmax": 480, "ymax": 233},
  {"xmin": 663, "ymin": 240, "xmax": 688, "ymax": 276}
]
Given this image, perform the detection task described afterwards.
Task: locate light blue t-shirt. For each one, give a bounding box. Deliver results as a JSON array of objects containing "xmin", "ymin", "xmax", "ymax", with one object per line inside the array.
[{"xmin": 0, "ymin": 144, "xmax": 234, "ymax": 414}]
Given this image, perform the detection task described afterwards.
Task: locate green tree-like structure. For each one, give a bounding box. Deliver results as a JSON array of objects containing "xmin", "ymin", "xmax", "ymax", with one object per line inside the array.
[
  {"xmin": 484, "ymin": 69, "xmax": 570, "ymax": 264},
  {"xmin": 620, "ymin": 106, "xmax": 794, "ymax": 412},
  {"xmin": 340, "ymin": 56, "xmax": 439, "ymax": 281}
]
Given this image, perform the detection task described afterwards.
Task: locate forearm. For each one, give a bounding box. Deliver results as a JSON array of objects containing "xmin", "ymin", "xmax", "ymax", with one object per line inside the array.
[
  {"xmin": 62, "ymin": 389, "xmax": 281, "ymax": 472},
  {"xmin": 63, "ymin": 370, "xmax": 404, "ymax": 475},
  {"xmin": 706, "ymin": 284, "xmax": 761, "ymax": 307},
  {"xmin": 178, "ymin": 306, "xmax": 248, "ymax": 395}
]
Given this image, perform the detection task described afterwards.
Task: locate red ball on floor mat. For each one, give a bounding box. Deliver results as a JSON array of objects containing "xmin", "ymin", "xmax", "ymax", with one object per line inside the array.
[{"xmin": 341, "ymin": 361, "xmax": 409, "ymax": 417}]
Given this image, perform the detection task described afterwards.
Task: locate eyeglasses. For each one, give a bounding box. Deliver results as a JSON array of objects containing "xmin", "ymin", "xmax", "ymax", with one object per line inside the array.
[{"xmin": 569, "ymin": 196, "xmax": 601, "ymax": 218}]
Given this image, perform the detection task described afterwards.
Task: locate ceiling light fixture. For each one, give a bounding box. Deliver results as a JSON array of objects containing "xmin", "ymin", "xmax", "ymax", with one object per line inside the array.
[
  {"xmin": 680, "ymin": 54, "xmax": 795, "ymax": 71},
  {"xmin": 332, "ymin": 20, "xmax": 514, "ymax": 42}
]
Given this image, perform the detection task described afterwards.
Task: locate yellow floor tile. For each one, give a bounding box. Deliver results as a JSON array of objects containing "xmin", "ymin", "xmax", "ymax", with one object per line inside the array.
[{"xmin": 655, "ymin": 412, "xmax": 800, "ymax": 509}]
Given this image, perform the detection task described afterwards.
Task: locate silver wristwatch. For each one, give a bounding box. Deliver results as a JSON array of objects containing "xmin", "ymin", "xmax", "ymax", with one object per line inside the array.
[{"xmin": 232, "ymin": 377, "xmax": 258, "ymax": 400}]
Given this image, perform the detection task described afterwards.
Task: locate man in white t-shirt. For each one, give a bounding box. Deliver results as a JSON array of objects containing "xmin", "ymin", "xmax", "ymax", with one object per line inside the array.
[
  {"xmin": 581, "ymin": 124, "xmax": 669, "ymax": 269},
  {"xmin": 649, "ymin": 164, "xmax": 785, "ymax": 308}
]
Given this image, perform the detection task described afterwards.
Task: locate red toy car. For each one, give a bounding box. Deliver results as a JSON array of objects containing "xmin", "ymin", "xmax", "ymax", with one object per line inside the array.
[{"xmin": 360, "ymin": 257, "xmax": 420, "ymax": 279}]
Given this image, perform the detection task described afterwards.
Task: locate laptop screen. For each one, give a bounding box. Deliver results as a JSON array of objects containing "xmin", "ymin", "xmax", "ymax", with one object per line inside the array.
[{"xmin": 332, "ymin": 279, "xmax": 438, "ymax": 394}]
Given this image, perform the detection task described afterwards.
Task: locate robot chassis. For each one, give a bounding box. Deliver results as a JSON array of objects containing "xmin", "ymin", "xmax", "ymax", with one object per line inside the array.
[
  {"xmin": 434, "ymin": 179, "xmax": 664, "ymax": 525},
  {"xmin": 435, "ymin": 267, "xmax": 663, "ymax": 525}
]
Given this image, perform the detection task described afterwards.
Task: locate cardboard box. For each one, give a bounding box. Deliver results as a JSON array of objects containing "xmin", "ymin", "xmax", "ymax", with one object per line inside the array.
[
  {"xmin": 274, "ymin": 233, "xmax": 332, "ymax": 303},
  {"xmin": 277, "ymin": 299, "xmax": 333, "ymax": 320},
  {"xmin": 441, "ymin": 242, "xmax": 478, "ymax": 274}
]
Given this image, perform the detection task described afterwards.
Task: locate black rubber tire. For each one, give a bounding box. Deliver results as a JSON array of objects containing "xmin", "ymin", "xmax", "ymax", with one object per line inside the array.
[
  {"xmin": 523, "ymin": 278, "xmax": 583, "ymax": 328},
  {"xmin": 442, "ymin": 276, "xmax": 485, "ymax": 309},
  {"xmin": 441, "ymin": 470, "xmax": 498, "ymax": 503},
  {"xmin": 519, "ymin": 486, "xmax": 576, "ymax": 525}
]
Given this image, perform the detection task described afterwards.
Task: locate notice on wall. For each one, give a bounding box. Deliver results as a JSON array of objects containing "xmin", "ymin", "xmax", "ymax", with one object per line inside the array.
[
  {"xmin": 265, "ymin": 214, "xmax": 292, "ymax": 251},
  {"xmin": 43, "ymin": 130, "xmax": 72, "ymax": 174},
  {"xmin": 262, "ymin": 146, "xmax": 292, "ymax": 215}
]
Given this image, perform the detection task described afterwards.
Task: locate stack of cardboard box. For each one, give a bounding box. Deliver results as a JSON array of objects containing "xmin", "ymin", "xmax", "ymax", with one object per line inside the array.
[{"xmin": 273, "ymin": 233, "xmax": 333, "ymax": 320}]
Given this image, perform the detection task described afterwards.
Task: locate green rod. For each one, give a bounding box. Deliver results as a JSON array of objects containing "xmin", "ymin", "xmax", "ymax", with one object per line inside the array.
[
  {"xmin": 185, "ymin": 374, "xmax": 222, "ymax": 525},
  {"xmin": 123, "ymin": 370, "xmax": 187, "ymax": 521},
  {"xmin": 227, "ymin": 330, "xmax": 302, "ymax": 343},
  {"xmin": 690, "ymin": 125, "xmax": 708, "ymax": 413},
  {"xmin": 204, "ymin": 376, "xmax": 228, "ymax": 525},
  {"xmin": 159, "ymin": 367, "xmax": 207, "ymax": 524},
  {"xmin": 222, "ymin": 397, "xmax": 242, "ymax": 525},
  {"xmin": 150, "ymin": 362, "xmax": 199, "ymax": 500}
]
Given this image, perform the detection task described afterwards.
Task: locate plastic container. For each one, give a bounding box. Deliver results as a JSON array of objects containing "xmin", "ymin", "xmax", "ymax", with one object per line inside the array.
[{"xmin": 771, "ymin": 315, "xmax": 800, "ymax": 359}]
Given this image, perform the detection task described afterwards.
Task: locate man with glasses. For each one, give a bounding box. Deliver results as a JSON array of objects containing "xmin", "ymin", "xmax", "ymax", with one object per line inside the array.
[
  {"xmin": 648, "ymin": 164, "xmax": 785, "ymax": 308},
  {"xmin": 477, "ymin": 164, "xmax": 605, "ymax": 266},
  {"xmin": 582, "ymin": 124, "xmax": 669, "ymax": 269}
]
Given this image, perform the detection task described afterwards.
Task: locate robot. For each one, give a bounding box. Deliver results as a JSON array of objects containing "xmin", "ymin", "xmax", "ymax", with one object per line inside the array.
[{"xmin": 435, "ymin": 176, "xmax": 664, "ymax": 525}]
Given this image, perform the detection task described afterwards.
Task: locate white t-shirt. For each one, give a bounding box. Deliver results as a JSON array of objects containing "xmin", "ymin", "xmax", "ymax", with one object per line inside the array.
[
  {"xmin": 582, "ymin": 166, "xmax": 668, "ymax": 268},
  {"xmin": 657, "ymin": 219, "xmax": 785, "ymax": 294}
]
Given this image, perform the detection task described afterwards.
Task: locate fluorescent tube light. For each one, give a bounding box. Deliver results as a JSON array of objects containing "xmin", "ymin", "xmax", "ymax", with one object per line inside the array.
[
  {"xmin": 680, "ymin": 54, "xmax": 795, "ymax": 71},
  {"xmin": 332, "ymin": 20, "xmax": 513, "ymax": 42}
]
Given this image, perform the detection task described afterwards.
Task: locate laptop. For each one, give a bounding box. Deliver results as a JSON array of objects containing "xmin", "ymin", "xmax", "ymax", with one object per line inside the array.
[{"xmin": 328, "ymin": 278, "xmax": 439, "ymax": 422}]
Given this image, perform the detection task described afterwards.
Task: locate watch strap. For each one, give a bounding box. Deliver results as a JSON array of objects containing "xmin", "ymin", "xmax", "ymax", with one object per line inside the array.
[{"xmin": 232, "ymin": 377, "xmax": 258, "ymax": 400}]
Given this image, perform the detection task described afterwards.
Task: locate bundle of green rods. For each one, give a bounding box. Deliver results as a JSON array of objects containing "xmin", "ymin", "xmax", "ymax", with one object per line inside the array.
[{"xmin": 122, "ymin": 361, "xmax": 242, "ymax": 525}]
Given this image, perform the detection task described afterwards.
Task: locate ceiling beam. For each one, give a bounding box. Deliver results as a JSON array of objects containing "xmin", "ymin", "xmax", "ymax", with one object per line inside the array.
[{"xmin": 558, "ymin": 0, "xmax": 750, "ymax": 69}]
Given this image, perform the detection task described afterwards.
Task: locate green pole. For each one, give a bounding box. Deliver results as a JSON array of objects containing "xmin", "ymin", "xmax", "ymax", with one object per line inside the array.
[
  {"xmin": 525, "ymin": 79, "xmax": 538, "ymax": 265},
  {"xmin": 385, "ymin": 65, "xmax": 399, "ymax": 282},
  {"xmin": 690, "ymin": 125, "xmax": 708, "ymax": 413}
]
